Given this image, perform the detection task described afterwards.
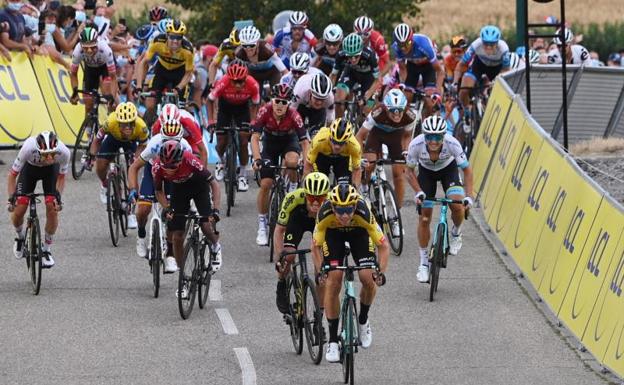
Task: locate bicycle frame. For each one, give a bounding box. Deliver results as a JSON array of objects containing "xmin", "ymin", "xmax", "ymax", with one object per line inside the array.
[{"xmin": 148, "ymin": 200, "xmax": 167, "ymax": 260}]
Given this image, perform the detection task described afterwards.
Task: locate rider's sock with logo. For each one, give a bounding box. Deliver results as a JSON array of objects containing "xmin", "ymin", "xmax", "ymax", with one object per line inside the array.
[
  {"xmin": 451, "ymin": 224, "xmax": 462, "ymax": 237},
  {"xmin": 258, "ymin": 214, "xmax": 267, "ymax": 226},
  {"xmin": 15, "ymin": 226, "xmax": 25, "ymax": 240},
  {"xmin": 359, "ymin": 303, "xmax": 370, "ymax": 325},
  {"xmin": 420, "ymin": 248, "xmax": 429, "ymax": 266},
  {"xmin": 138, "ymin": 226, "xmax": 146, "ymax": 238},
  {"xmin": 328, "ymin": 318, "xmax": 339, "ymax": 343},
  {"xmin": 43, "ymin": 232, "xmax": 53, "ymax": 252}
]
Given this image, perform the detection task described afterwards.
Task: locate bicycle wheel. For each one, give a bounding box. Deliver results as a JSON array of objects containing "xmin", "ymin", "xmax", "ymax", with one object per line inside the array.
[
  {"xmin": 341, "ymin": 297, "xmax": 357, "ymax": 384},
  {"xmin": 429, "ymin": 223, "xmax": 446, "ymax": 302},
  {"xmin": 303, "ymin": 277, "xmax": 324, "ymax": 364},
  {"xmin": 197, "ymin": 240, "xmax": 211, "ymax": 309},
  {"xmin": 286, "ymin": 273, "xmax": 304, "ymax": 354},
  {"xmin": 25, "ymin": 217, "xmax": 42, "ymax": 295},
  {"xmin": 178, "ymin": 241, "xmax": 198, "ymax": 319},
  {"xmin": 71, "ymin": 117, "xmax": 96, "ymax": 180},
  {"xmin": 107, "ymin": 176, "xmax": 120, "ymax": 246},
  {"xmin": 119, "ymin": 164, "xmax": 129, "ymax": 237},
  {"xmin": 267, "ymin": 185, "xmax": 283, "ymax": 262},
  {"xmin": 380, "ymin": 181, "xmax": 404, "ymax": 256},
  {"xmin": 225, "ymin": 144, "xmax": 237, "ymax": 217},
  {"xmin": 150, "ymin": 220, "xmax": 161, "ymax": 298}
]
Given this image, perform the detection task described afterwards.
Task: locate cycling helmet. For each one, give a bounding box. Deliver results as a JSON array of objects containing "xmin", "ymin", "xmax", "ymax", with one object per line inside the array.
[
  {"xmin": 135, "ymin": 24, "xmax": 155, "ymax": 41},
  {"xmin": 80, "ymin": 27, "xmax": 98, "ymax": 44},
  {"xmin": 353, "ymin": 16, "xmax": 374, "ymax": 35},
  {"xmin": 553, "ymin": 28, "xmax": 574, "ymax": 45},
  {"xmin": 36, "ymin": 131, "xmax": 58, "ymax": 153},
  {"xmin": 421, "ymin": 115, "xmax": 447, "ymax": 135},
  {"xmin": 159, "ymin": 104, "xmax": 180, "ymax": 126},
  {"xmin": 229, "ymin": 28, "xmax": 241, "ymax": 46},
  {"xmin": 159, "ymin": 140, "xmax": 184, "ymax": 164},
  {"xmin": 202, "ymin": 44, "xmax": 218, "ymax": 59},
  {"xmin": 149, "ymin": 6, "xmax": 168, "ymax": 22},
  {"xmin": 528, "ymin": 49, "xmax": 541, "ymax": 64},
  {"xmin": 166, "ymin": 19, "xmax": 186, "ymax": 35},
  {"xmin": 227, "ymin": 59, "xmax": 248, "ymax": 80},
  {"xmin": 342, "ymin": 33, "xmax": 363, "ymax": 56},
  {"xmin": 515, "ymin": 45, "xmax": 526, "ymax": 57},
  {"xmin": 271, "ymin": 83, "xmax": 293, "ymax": 100},
  {"xmin": 323, "ymin": 24, "xmax": 343, "ymax": 43},
  {"xmin": 289, "ymin": 11, "xmax": 308, "ymax": 28},
  {"xmin": 161, "ymin": 119, "xmax": 183, "ymax": 141},
  {"xmin": 393, "ymin": 23, "xmax": 413, "ymax": 44},
  {"xmin": 310, "ymin": 73, "xmax": 332, "ymax": 99},
  {"xmin": 329, "ymin": 118, "xmax": 353, "ymax": 143},
  {"xmin": 450, "ymin": 35, "xmax": 468, "ymax": 49},
  {"xmin": 239, "ymin": 25, "xmax": 261, "ymax": 45},
  {"xmin": 383, "ymin": 89, "xmax": 408, "ymax": 111},
  {"xmin": 157, "ymin": 19, "xmax": 170, "ymax": 34},
  {"xmin": 480, "ymin": 25, "xmax": 501, "ymax": 44},
  {"xmin": 508, "ymin": 52, "xmax": 522, "ymax": 70},
  {"xmin": 115, "ymin": 102, "xmax": 138, "ymax": 123},
  {"xmin": 329, "ymin": 184, "xmax": 359, "ymax": 206},
  {"xmin": 304, "ymin": 172, "xmax": 330, "ymax": 196},
  {"xmin": 289, "ymin": 52, "xmax": 310, "ymax": 72}
]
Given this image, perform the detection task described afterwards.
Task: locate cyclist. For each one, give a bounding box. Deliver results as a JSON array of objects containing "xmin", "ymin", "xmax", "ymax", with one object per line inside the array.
[
  {"xmin": 313, "ymin": 184, "xmax": 389, "ymax": 361},
  {"xmin": 508, "ymin": 52, "xmax": 524, "ymax": 70},
  {"xmin": 272, "ymin": 11, "xmax": 318, "ymax": 69},
  {"xmin": 7, "ymin": 132, "xmax": 69, "ymax": 269},
  {"xmin": 280, "ymin": 52, "xmax": 321, "ymax": 88},
  {"xmin": 404, "ymin": 115, "xmax": 474, "ymax": 283},
  {"xmin": 453, "ymin": 25, "xmax": 510, "ymax": 128},
  {"xmin": 69, "ymin": 27, "xmax": 118, "ymax": 116},
  {"xmin": 353, "ymin": 16, "xmax": 391, "ymax": 75},
  {"xmin": 391, "ymin": 23, "xmax": 444, "ymax": 118},
  {"xmin": 207, "ymin": 59, "xmax": 260, "ymax": 191},
  {"xmin": 546, "ymin": 28, "xmax": 592, "ymax": 66},
  {"xmin": 152, "ymin": 141, "xmax": 222, "ymax": 292},
  {"xmin": 444, "ymin": 35, "xmax": 468, "ymax": 83},
  {"xmin": 313, "ymin": 24, "xmax": 343, "ymax": 76},
  {"xmin": 236, "ymin": 25, "xmax": 288, "ymax": 88},
  {"xmin": 291, "ymin": 72, "xmax": 335, "ymax": 137},
  {"xmin": 332, "ymin": 33, "xmax": 381, "ymax": 118},
  {"xmin": 208, "ymin": 28, "xmax": 241, "ymax": 86},
  {"xmin": 355, "ymin": 88, "xmax": 416, "ymax": 211},
  {"xmin": 274, "ymin": 172, "xmax": 330, "ymax": 314},
  {"xmin": 304, "ymin": 118, "xmax": 362, "ymax": 186},
  {"xmin": 148, "ymin": 6, "xmax": 168, "ymax": 25},
  {"xmin": 89, "ymin": 102, "xmax": 148, "ymax": 227},
  {"xmin": 250, "ymin": 84, "xmax": 310, "ymax": 246}
]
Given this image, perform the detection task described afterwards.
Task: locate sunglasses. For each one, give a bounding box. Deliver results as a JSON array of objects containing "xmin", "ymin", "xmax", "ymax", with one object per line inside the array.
[
  {"xmin": 388, "ymin": 107, "xmax": 405, "ymax": 114},
  {"xmin": 83, "ymin": 45, "xmax": 98, "ymax": 51},
  {"xmin": 333, "ymin": 205, "xmax": 356, "ymax": 215},
  {"xmin": 357, "ymin": 31, "xmax": 371, "ymax": 38},
  {"xmin": 306, "ymin": 194, "xmax": 326, "ymax": 204},
  {"xmin": 399, "ymin": 40, "xmax": 412, "ymax": 48},
  {"xmin": 425, "ymin": 133, "xmax": 444, "ymax": 142},
  {"xmin": 292, "ymin": 69, "xmax": 306, "ymax": 76},
  {"xmin": 348, "ymin": 54, "xmax": 361, "ymax": 59},
  {"xmin": 162, "ymin": 161, "xmax": 181, "ymax": 169},
  {"xmin": 167, "ymin": 34, "xmax": 183, "ymax": 41},
  {"xmin": 273, "ymin": 98, "xmax": 290, "ymax": 105},
  {"xmin": 330, "ymin": 138, "xmax": 347, "ymax": 146},
  {"xmin": 451, "ymin": 48, "xmax": 464, "ymax": 55},
  {"xmin": 232, "ymin": 79, "xmax": 245, "ymax": 85},
  {"xmin": 483, "ymin": 43, "xmax": 497, "ymax": 48},
  {"xmin": 242, "ymin": 44, "xmax": 256, "ymax": 49},
  {"xmin": 39, "ymin": 152, "xmax": 57, "ymax": 159},
  {"xmin": 325, "ymin": 41, "xmax": 340, "ymax": 47},
  {"xmin": 120, "ymin": 122, "xmax": 133, "ymax": 129}
]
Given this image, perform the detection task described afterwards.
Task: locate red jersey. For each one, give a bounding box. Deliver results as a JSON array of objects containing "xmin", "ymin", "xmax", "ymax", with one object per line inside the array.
[
  {"xmin": 444, "ymin": 55, "xmax": 459, "ymax": 80},
  {"xmin": 368, "ymin": 30, "xmax": 389, "ymax": 70},
  {"xmin": 151, "ymin": 109, "xmax": 204, "ymax": 153},
  {"xmin": 252, "ymin": 102, "xmax": 307, "ymax": 140},
  {"xmin": 152, "ymin": 151, "xmax": 211, "ymax": 186},
  {"xmin": 208, "ymin": 74, "xmax": 260, "ymax": 105}
]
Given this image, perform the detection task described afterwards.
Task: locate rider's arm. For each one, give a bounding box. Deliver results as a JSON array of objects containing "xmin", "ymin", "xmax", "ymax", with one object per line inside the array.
[
  {"xmin": 433, "ymin": 60, "xmax": 445, "ymax": 93},
  {"xmin": 299, "ymin": 138, "xmax": 310, "ymax": 160},
  {"xmin": 405, "ymin": 165, "xmax": 422, "ymax": 192},
  {"xmin": 453, "ymin": 61, "xmax": 469, "ymax": 86},
  {"xmin": 462, "ymin": 165, "xmax": 474, "ymax": 198},
  {"xmin": 209, "ymin": 177, "xmax": 221, "ymax": 212},
  {"xmin": 355, "ymin": 128, "xmax": 368, "ymax": 149},
  {"xmin": 6, "ymin": 171, "xmax": 17, "ymax": 198},
  {"xmin": 128, "ymin": 156, "xmax": 146, "ymax": 191},
  {"xmin": 196, "ymin": 142, "xmax": 208, "ymax": 167},
  {"xmin": 251, "ymin": 131, "xmax": 262, "ymax": 162},
  {"xmin": 56, "ymin": 173, "xmax": 66, "ymax": 195},
  {"xmin": 135, "ymin": 47, "xmax": 154, "ymax": 89},
  {"xmin": 273, "ymin": 224, "xmax": 286, "ymax": 260}
]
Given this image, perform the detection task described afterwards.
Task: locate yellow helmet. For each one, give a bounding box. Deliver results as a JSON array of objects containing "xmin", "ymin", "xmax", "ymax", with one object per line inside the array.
[
  {"xmin": 329, "ymin": 118, "xmax": 353, "ymax": 143},
  {"xmin": 328, "ymin": 184, "xmax": 359, "ymax": 206},
  {"xmin": 115, "ymin": 102, "xmax": 138, "ymax": 123},
  {"xmin": 166, "ymin": 19, "xmax": 187, "ymax": 35},
  {"xmin": 304, "ymin": 172, "xmax": 330, "ymax": 196},
  {"xmin": 229, "ymin": 28, "xmax": 241, "ymax": 47}
]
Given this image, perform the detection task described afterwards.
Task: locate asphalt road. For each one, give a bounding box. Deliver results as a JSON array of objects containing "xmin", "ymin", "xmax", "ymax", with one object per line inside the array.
[{"xmin": 0, "ymin": 151, "xmax": 609, "ymax": 385}]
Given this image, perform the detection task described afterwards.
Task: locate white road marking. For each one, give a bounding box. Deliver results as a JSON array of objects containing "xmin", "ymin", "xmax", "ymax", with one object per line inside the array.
[
  {"xmin": 209, "ymin": 279, "xmax": 222, "ymax": 301},
  {"xmin": 215, "ymin": 308, "xmax": 238, "ymax": 335},
  {"xmin": 234, "ymin": 347, "xmax": 256, "ymax": 385}
]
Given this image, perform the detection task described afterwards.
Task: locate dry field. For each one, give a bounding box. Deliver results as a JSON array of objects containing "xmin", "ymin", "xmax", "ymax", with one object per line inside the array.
[{"xmin": 570, "ymin": 137, "xmax": 624, "ymax": 156}]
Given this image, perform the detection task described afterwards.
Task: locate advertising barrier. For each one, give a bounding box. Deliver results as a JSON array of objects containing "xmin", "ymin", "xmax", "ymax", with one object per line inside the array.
[{"xmin": 473, "ymin": 77, "xmax": 624, "ymax": 379}]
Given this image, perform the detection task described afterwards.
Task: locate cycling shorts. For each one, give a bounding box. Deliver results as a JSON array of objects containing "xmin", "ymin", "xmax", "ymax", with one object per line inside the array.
[
  {"xmin": 417, "ymin": 160, "xmax": 465, "ymax": 208},
  {"xmin": 97, "ymin": 135, "xmax": 137, "ymax": 160},
  {"xmin": 364, "ymin": 128, "xmax": 405, "ymax": 160},
  {"xmin": 216, "ymin": 99, "xmax": 251, "ymax": 132},
  {"xmin": 15, "ymin": 163, "xmax": 59, "ymax": 202},
  {"xmin": 83, "ymin": 64, "xmax": 109, "ymax": 92},
  {"xmin": 296, "ymin": 104, "xmax": 327, "ymax": 138},
  {"xmin": 405, "ymin": 62, "xmax": 436, "ymax": 89},
  {"xmin": 321, "ymin": 227, "xmax": 377, "ymax": 268},
  {"xmin": 259, "ymin": 134, "xmax": 301, "ymax": 179},
  {"xmin": 314, "ymin": 153, "xmax": 351, "ymax": 183},
  {"xmin": 168, "ymin": 173, "xmax": 213, "ymax": 231},
  {"xmin": 466, "ymin": 56, "xmax": 502, "ymax": 82},
  {"xmin": 152, "ymin": 62, "xmax": 188, "ymax": 102},
  {"xmin": 283, "ymin": 206, "xmax": 316, "ymax": 249}
]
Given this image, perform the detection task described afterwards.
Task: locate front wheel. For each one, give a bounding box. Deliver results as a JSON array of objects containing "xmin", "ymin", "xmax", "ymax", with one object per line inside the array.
[
  {"xmin": 286, "ymin": 274, "xmax": 304, "ymax": 354},
  {"xmin": 197, "ymin": 240, "xmax": 211, "ymax": 309},
  {"xmin": 25, "ymin": 217, "xmax": 42, "ymax": 295},
  {"xmin": 225, "ymin": 145, "xmax": 237, "ymax": 217},
  {"xmin": 71, "ymin": 117, "xmax": 96, "ymax": 180},
  {"xmin": 429, "ymin": 223, "xmax": 446, "ymax": 302},
  {"xmin": 380, "ymin": 182, "xmax": 403, "ymax": 256},
  {"xmin": 178, "ymin": 241, "xmax": 198, "ymax": 319},
  {"xmin": 150, "ymin": 220, "xmax": 161, "ymax": 298},
  {"xmin": 341, "ymin": 297, "xmax": 357, "ymax": 384},
  {"xmin": 107, "ymin": 176, "xmax": 120, "ymax": 246},
  {"xmin": 303, "ymin": 278, "xmax": 324, "ymax": 365},
  {"xmin": 267, "ymin": 185, "xmax": 284, "ymax": 263}
]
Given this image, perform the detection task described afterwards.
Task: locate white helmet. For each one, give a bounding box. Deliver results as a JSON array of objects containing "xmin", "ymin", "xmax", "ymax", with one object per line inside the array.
[
  {"xmin": 289, "ymin": 52, "xmax": 310, "ymax": 72},
  {"xmin": 159, "ymin": 103, "xmax": 180, "ymax": 126},
  {"xmin": 528, "ymin": 49, "xmax": 541, "ymax": 64},
  {"xmin": 393, "ymin": 23, "xmax": 412, "ymax": 44},
  {"xmin": 289, "ymin": 11, "xmax": 308, "ymax": 28},
  {"xmin": 421, "ymin": 115, "xmax": 447, "ymax": 135},
  {"xmin": 508, "ymin": 52, "xmax": 522, "ymax": 70},
  {"xmin": 239, "ymin": 26, "xmax": 261, "ymax": 45},
  {"xmin": 553, "ymin": 28, "xmax": 574, "ymax": 45},
  {"xmin": 36, "ymin": 131, "xmax": 58, "ymax": 153},
  {"xmin": 383, "ymin": 88, "xmax": 408, "ymax": 111},
  {"xmin": 323, "ymin": 23, "xmax": 343, "ymax": 43},
  {"xmin": 310, "ymin": 73, "xmax": 332, "ymax": 99},
  {"xmin": 353, "ymin": 16, "xmax": 374, "ymax": 34}
]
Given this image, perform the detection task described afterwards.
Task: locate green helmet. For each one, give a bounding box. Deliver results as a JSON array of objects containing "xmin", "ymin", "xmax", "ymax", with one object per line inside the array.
[
  {"xmin": 80, "ymin": 27, "xmax": 98, "ymax": 44},
  {"xmin": 342, "ymin": 33, "xmax": 363, "ymax": 56}
]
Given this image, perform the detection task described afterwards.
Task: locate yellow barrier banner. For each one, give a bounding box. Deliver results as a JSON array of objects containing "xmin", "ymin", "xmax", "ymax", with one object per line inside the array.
[{"xmin": 0, "ymin": 52, "xmax": 54, "ymax": 145}]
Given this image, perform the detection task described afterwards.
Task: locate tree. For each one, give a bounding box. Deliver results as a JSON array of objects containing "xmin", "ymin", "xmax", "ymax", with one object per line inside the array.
[{"xmin": 167, "ymin": 0, "xmax": 428, "ymax": 43}]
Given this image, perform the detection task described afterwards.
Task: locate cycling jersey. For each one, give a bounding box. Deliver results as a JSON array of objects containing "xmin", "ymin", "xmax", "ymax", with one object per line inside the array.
[
  {"xmin": 367, "ymin": 30, "xmax": 390, "ymax": 70},
  {"xmin": 291, "ymin": 73, "xmax": 335, "ymax": 123},
  {"xmin": 152, "ymin": 151, "xmax": 209, "ymax": 185},
  {"xmin": 208, "ymin": 74, "xmax": 260, "ymax": 105},
  {"xmin": 314, "ymin": 42, "xmax": 339, "ymax": 75},
  {"xmin": 145, "ymin": 34, "xmax": 195, "ymax": 71},
  {"xmin": 277, "ymin": 188, "xmax": 307, "ymax": 226},
  {"xmin": 313, "ymin": 197, "xmax": 385, "ymax": 246},
  {"xmin": 444, "ymin": 54, "xmax": 460, "ymax": 80},
  {"xmin": 406, "ymin": 133, "xmax": 468, "ymax": 172},
  {"xmin": 461, "ymin": 38, "xmax": 510, "ymax": 67},
  {"xmin": 151, "ymin": 109, "xmax": 204, "ymax": 152},
  {"xmin": 280, "ymin": 66, "xmax": 322, "ymax": 88},
  {"xmin": 362, "ymin": 105, "xmax": 417, "ymax": 133},
  {"xmin": 547, "ymin": 45, "xmax": 592, "ymax": 66},
  {"xmin": 213, "ymin": 38, "xmax": 237, "ymax": 66},
  {"xmin": 139, "ymin": 134, "xmax": 191, "ymax": 165},
  {"xmin": 392, "ymin": 34, "xmax": 438, "ymax": 66},
  {"xmin": 10, "ymin": 137, "xmax": 70, "ymax": 176},
  {"xmin": 252, "ymin": 102, "xmax": 307, "ymax": 140},
  {"xmin": 272, "ymin": 26, "xmax": 318, "ymax": 67},
  {"xmin": 70, "ymin": 40, "xmax": 115, "ymax": 74},
  {"xmin": 99, "ymin": 114, "xmax": 149, "ymax": 143},
  {"xmin": 307, "ymin": 126, "xmax": 361, "ymax": 172},
  {"xmin": 235, "ymin": 40, "xmax": 287, "ymax": 72},
  {"xmin": 332, "ymin": 47, "xmax": 380, "ymax": 78}
]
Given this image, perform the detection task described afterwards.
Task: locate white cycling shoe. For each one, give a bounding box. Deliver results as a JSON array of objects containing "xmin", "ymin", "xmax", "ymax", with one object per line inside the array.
[
  {"xmin": 99, "ymin": 186, "xmax": 107, "ymax": 205},
  {"xmin": 417, "ymin": 264, "xmax": 430, "ymax": 283},
  {"xmin": 325, "ymin": 342, "xmax": 340, "ymax": 363},
  {"xmin": 215, "ymin": 162, "xmax": 224, "ymax": 181},
  {"xmin": 238, "ymin": 177, "xmax": 249, "ymax": 192},
  {"xmin": 164, "ymin": 257, "xmax": 178, "ymax": 273},
  {"xmin": 358, "ymin": 321, "xmax": 372, "ymax": 349},
  {"xmin": 136, "ymin": 237, "xmax": 148, "ymax": 258},
  {"xmin": 449, "ymin": 233, "xmax": 463, "ymax": 255},
  {"xmin": 127, "ymin": 214, "xmax": 138, "ymax": 229},
  {"xmin": 256, "ymin": 220, "xmax": 268, "ymax": 246}
]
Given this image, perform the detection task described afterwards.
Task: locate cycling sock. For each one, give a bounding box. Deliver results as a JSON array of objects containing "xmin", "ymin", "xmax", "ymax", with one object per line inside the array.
[
  {"xmin": 138, "ymin": 227, "xmax": 146, "ymax": 238},
  {"xmin": 258, "ymin": 214, "xmax": 267, "ymax": 224},
  {"xmin": 451, "ymin": 224, "xmax": 462, "ymax": 237},
  {"xmin": 15, "ymin": 226, "xmax": 25, "ymax": 239},
  {"xmin": 419, "ymin": 247, "xmax": 429, "ymax": 266},
  {"xmin": 42, "ymin": 233, "xmax": 53, "ymax": 252},
  {"xmin": 328, "ymin": 318, "xmax": 339, "ymax": 343},
  {"xmin": 359, "ymin": 303, "xmax": 371, "ymax": 325},
  {"xmin": 166, "ymin": 241, "xmax": 173, "ymax": 257},
  {"xmin": 320, "ymin": 307, "xmax": 324, "ymax": 317}
]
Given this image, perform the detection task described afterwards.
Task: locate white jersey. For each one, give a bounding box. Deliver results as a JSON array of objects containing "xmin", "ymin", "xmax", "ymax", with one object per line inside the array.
[
  {"xmin": 291, "ymin": 73, "xmax": 335, "ymax": 124},
  {"xmin": 406, "ymin": 134, "xmax": 468, "ymax": 172},
  {"xmin": 547, "ymin": 44, "xmax": 592, "ymax": 66},
  {"xmin": 11, "ymin": 137, "xmax": 71, "ymax": 175},
  {"xmin": 139, "ymin": 135, "xmax": 192, "ymax": 165},
  {"xmin": 280, "ymin": 67, "xmax": 322, "ymax": 88}
]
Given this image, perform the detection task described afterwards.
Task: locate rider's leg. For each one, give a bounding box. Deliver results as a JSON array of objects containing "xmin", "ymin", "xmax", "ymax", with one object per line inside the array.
[
  {"xmin": 283, "ymin": 150, "xmax": 299, "ymax": 191},
  {"xmin": 334, "ymin": 85, "xmax": 349, "ymax": 118}
]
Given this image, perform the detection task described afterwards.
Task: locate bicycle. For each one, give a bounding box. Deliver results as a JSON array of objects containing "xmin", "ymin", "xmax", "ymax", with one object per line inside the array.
[
  {"xmin": 363, "ymin": 159, "xmax": 404, "ymax": 255},
  {"xmin": 218, "ymin": 120, "xmax": 249, "ymax": 217},
  {"xmin": 321, "ymin": 261, "xmax": 379, "ymax": 385},
  {"xmin": 139, "ymin": 90, "xmax": 180, "ymax": 130},
  {"xmin": 461, "ymin": 76, "xmax": 492, "ymax": 157},
  {"xmin": 342, "ymin": 83, "xmax": 367, "ymax": 131},
  {"xmin": 101, "ymin": 150, "xmax": 131, "ymax": 247},
  {"xmin": 71, "ymin": 90, "xmax": 114, "ymax": 180},
  {"xmin": 417, "ymin": 197, "xmax": 469, "ymax": 302},
  {"xmin": 280, "ymin": 249, "xmax": 324, "ymax": 364},
  {"xmin": 177, "ymin": 212, "xmax": 217, "ymax": 320},
  {"xmin": 143, "ymin": 195, "xmax": 168, "ymax": 298}
]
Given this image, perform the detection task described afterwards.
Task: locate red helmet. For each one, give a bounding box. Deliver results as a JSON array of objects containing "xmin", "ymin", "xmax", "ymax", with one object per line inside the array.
[
  {"xmin": 271, "ymin": 83, "xmax": 293, "ymax": 100},
  {"xmin": 159, "ymin": 140, "xmax": 184, "ymax": 164},
  {"xmin": 149, "ymin": 6, "xmax": 168, "ymax": 22},
  {"xmin": 159, "ymin": 103, "xmax": 180, "ymax": 126},
  {"xmin": 227, "ymin": 59, "xmax": 248, "ymax": 80},
  {"xmin": 201, "ymin": 44, "xmax": 218, "ymax": 59}
]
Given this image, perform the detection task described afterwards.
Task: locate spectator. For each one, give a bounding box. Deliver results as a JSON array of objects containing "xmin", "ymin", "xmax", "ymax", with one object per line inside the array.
[
  {"xmin": 54, "ymin": 5, "xmax": 83, "ymax": 53},
  {"xmin": 0, "ymin": 0, "xmax": 33, "ymax": 57},
  {"xmin": 607, "ymin": 53, "xmax": 621, "ymax": 67},
  {"xmin": 39, "ymin": 10, "xmax": 69, "ymax": 70},
  {"xmin": 0, "ymin": 21, "xmax": 11, "ymax": 60},
  {"xmin": 589, "ymin": 51, "xmax": 604, "ymax": 67}
]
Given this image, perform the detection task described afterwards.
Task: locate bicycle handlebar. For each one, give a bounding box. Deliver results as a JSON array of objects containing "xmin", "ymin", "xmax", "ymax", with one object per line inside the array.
[{"xmin": 416, "ymin": 197, "xmax": 470, "ymax": 219}]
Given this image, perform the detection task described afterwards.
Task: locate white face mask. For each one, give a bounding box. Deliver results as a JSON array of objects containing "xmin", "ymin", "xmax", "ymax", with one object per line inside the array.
[
  {"xmin": 75, "ymin": 11, "xmax": 86, "ymax": 23},
  {"xmin": 23, "ymin": 14, "xmax": 38, "ymax": 33},
  {"xmin": 45, "ymin": 23, "xmax": 56, "ymax": 34},
  {"xmin": 93, "ymin": 15, "xmax": 109, "ymax": 30},
  {"xmin": 6, "ymin": 2, "xmax": 23, "ymax": 12}
]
